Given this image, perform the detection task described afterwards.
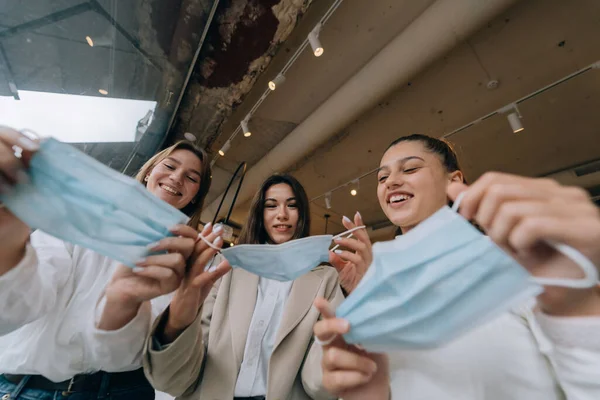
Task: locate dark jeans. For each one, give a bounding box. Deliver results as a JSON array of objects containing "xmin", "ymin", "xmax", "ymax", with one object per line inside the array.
[{"xmin": 0, "ymin": 375, "xmax": 155, "ymax": 400}]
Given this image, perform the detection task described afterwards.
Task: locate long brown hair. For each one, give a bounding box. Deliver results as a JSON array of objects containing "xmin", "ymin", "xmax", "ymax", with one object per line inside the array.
[
  {"xmin": 237, "ymin": 174, "xmax": 311, "ymax": 244},
  {"xmin": 135, "ymin": 141, "xmax": 212, "ymax": 229}
]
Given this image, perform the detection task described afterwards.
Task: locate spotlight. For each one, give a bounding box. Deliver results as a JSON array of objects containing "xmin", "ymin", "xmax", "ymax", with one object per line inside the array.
[
  {"xmin": 325, "ymin": 192, "xmax": 332, "ymax": 209},
  {"xmin": 507, "ymin": 112, "xmax": 524, "ymax": 133},
  {"xmin": 241, "ymin": 117, "xmax": 251, "ymax": 138},
  {"xmin": 350, "ymin": 179, "xmax": 359, "ymax": 196},
  {"xmin": 218, "ymin": 140, "xmax": 231, "ymax": 156},
  {"xmin": 308, "ymin": 24, "xmax": 324, "ymax": 57},
  {"xmin": 499, "ymin": 103, "xmax": 524, "ymax": 133},
  {"xmin": 268, "ymin": 73, "xmax": 286, "ymax": 90}
]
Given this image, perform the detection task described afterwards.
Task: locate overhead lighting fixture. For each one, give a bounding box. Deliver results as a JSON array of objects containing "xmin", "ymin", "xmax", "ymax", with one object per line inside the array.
[
  {"xmin": 98, "ymin": 89, "xmax": 108, "ymax": 95},
  {"xmin": 500, "ymin": 103, "xmax": 524, "ymax": 133},
  {"xmin": 350, "ymin": 179, "xmax": 359, "ymax": 196},
  {"xmin": 308, "ymin": 23, "xmax": 324, "ymax": 57},
  {"xmin": 507, "ymin": 112, "xmax": 524, "ymax": 133},
  {"xmin": 218, "ymin": 140, "xmax": 231, "ymax": 156},
  {"xmin": 241, "ymin": 116, "xmax": 251, "ymax": 137},
  {"xmin": 85, "ymin": 36, "xmax": 94, "ymax": 47},
  {"xmin": 268, "ymin": 73, "xmax": 286, "ymax": 90},
  {"xmin": 325, "ymin": 192, "xmax": 332, "ymax": 209},
  {"xmin": 184, "ymin": 132, "xmax": 197, "ymax": 141}
]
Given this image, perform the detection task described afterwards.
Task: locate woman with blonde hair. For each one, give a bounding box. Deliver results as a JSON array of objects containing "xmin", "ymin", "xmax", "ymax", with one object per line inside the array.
[{"xmin": 0, "ymin": 126, "xmax": 229, "ymax": 400}]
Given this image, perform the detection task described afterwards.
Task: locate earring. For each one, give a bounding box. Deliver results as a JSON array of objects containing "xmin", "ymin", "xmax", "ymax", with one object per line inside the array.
[{"xmin": 191, "ymin": 198, "xmax": 197, "ymax": 204}]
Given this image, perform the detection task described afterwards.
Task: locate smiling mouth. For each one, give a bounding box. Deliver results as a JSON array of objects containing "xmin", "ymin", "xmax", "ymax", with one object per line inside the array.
[
  {"xmin": 160, "ymin": 183, "xmax": 182, "ymax": 196},
  {"xmin": 388, "ymin": 193, "xmax": 413, "ymax": 204},
  {"xmin": 273, "ymin": 224, "xmax": 292, "ymax": 232}
]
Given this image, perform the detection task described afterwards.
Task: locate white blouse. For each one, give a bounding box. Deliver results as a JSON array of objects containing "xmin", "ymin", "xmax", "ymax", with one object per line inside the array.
[
  {"xmin": 389, "ymin": 302, "xmax": 600, "ymax": 399},
  {"xmin": 0, "ymin": 230, "xmax": 171, "ymax": 382}
]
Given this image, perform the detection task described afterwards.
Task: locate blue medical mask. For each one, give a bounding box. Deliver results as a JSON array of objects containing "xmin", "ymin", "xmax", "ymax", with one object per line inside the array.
[
  {"xmin": 200, "ymin": 226, "xmax": 365, "ymax": 281},
  {"xmin": 335, "ymin": 199, "xmax": 598, "ymax": 352},
  {"xmin": 0, "ymin": 138, "xmax": 189, "ymax": 267}
]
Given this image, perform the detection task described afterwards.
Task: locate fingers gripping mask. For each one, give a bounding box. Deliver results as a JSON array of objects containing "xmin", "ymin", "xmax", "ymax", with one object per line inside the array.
[
  {"xmin": 0, "ymin": 138, "xmax": 189, "ymax": 267},
  {"xmin": 199, "ymin": 226, "xmax": 365, "ymax": 281},
  {"xmin": 334, "ymin": 194, "xmax": 599, "ymax": 352}
]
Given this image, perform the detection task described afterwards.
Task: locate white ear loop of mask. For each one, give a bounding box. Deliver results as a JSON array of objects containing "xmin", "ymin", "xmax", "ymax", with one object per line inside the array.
[
  {"xmin": 330, "ymin": 225, "xmax": 367, "ymax": 251},
  {"xmin": 314, "ymin": 334, "xmax": 337, "ymax": 347},
  {"xmin": 452, "ymin": 191, "xmax": 599, "ymax": 288},
  {"xmin": 197, "ymin": 233, "xmax": 224, "ymax": 252},
  {"xmin": 314, "ymin": 225, "xmax": 367, "ymax": 346}
]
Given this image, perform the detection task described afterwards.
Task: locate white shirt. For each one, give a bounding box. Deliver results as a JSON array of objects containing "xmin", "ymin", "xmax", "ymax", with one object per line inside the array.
[
  {"xmin": 0, "ymin": 230, "xmax": 171, "ymax": 382},
  {"xmin": 234, "ymin": 277, "xmax": 293, "ymax": 397},
  {"xmin": 389, "ymin": 303, "xmax": 600, "ymax": 400}
]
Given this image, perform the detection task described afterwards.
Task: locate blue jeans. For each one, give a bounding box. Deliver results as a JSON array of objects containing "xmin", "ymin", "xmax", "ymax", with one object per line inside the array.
[{"xmin": 0, "ymin": 375, "xmax": 155, "ymax": 400}]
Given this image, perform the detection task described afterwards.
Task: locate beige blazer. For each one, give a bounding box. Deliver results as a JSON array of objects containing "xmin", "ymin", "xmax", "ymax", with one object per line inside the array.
[{"xmin": 143, "ymin": 265, "xmax": 344, "ymax": 400}]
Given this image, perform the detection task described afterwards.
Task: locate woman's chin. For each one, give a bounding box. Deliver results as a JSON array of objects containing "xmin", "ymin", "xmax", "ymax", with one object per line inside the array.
[{"xmin": 269, "ymin": 232, "xmax": 292, "ymax": 244}]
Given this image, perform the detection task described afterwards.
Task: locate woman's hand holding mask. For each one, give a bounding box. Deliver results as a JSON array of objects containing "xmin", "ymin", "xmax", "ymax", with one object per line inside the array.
[
  {"xmin": 329, "ymin": 212, "xmax": 373, "ymax": 294},
  {"xmin": 0, "ymin": 126, "xmax": 38, "ymax": 274},
  {"xmin": 448, "ymin": 172, "xmax": 600, "ymax": 317},
  {"xmin": 162, "ymin": 223, "xmax": 232, "ymax": 343},
  {"xmin": 313, "ymin": 297, "xmax": 390, "ymax": 400},
  {"xmin": 99, "ymin": 224, "xmax": 200, "ymax": 330}
]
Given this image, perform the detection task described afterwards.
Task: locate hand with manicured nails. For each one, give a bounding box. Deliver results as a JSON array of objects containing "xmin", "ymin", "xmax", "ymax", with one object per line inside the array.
[
  {"xmin": 162, "ymin": 222, "xmax": 232, "ymax": 343},
  {"xmin": 448, "ymin": 172, "xmax": 600, "ymax": 317},
  {"xmin": 0, "ymin": 126, "xmax": 39, "ymax": 274},
  {"xmin": 313, "ymin": 297, "xmax": 390, "ymax": 399},
  {"xmin": 328, "ymin": 212, "xmax": 373, "ymax": 294},
  {"xmin": 98, "ymin": 224, "xmax": 202, "ymax": 330}
]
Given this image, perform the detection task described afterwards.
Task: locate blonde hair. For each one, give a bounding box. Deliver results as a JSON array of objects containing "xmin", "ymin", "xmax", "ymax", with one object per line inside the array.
[{"xmin": 136, "ymin": 141, "xmax": 212, "ymax": 229}]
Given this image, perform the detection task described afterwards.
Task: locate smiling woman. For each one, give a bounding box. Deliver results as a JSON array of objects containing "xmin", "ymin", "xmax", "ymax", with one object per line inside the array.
[
  {"xmin": 136, "ymin": 141, "xmax": 212, "ymax": 229},
  {"xmin": 377, "ymin": 134, "xmax": 465, "ymax": 233},
  {"xmin": 142, "ymin": 174, "xmax": 345, "ymax": 400},
  {"xmin": 237, "ymin": 174, "xmax": 311, "ymax": 245}
]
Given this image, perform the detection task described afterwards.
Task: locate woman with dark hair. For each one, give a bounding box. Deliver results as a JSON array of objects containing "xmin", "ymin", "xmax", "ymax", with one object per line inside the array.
[
  {"xmin": 0, "ymin": 127, "xmax": 228, "ymax": 400},
  {"xmin": 315, "ymin": 134, "xmax": 600, "ymax": 400},
  {"xmin": 142, "ymin": 173, "xmax": 345, "ymax": 400}
]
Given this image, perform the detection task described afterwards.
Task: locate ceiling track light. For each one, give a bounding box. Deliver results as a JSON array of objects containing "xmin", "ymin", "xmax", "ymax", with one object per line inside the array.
[
  {"xmin": 218, "ymin": 140, "xmax": 231, "ymax": 156},
  {"xmin": 308, "ymin": 23, "xmax": 324, "ymax": 57},
  {"xmin": 507, "ymin": 112, "xmax": 524, "ymax": 133},
  {"xmin": 350, "ymin": 179, "xmax": 359, "ymax": 196},
  {"xmin": 209, "ymin": 1, "xmax": 346, "ymax": 166},
  {"xmin": 268, "ymin": 73, "xmax": 286, "ymax": 91},
  {"xmin": 241, "ymin": 116, "xmax": 252, "ymax": 137},
  {"xmin": 325, "ymin": 192, "xmax": 332, "ymax": 209},
  {"xmin": 500, "ymin": 103, "xmax": 524, "ymax": 133}
]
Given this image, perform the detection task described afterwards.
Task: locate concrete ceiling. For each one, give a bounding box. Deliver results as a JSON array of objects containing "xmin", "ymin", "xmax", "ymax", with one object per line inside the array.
[{"xmin": 185, "ymin": 0, "xmax": 600, "ymax": 241}]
